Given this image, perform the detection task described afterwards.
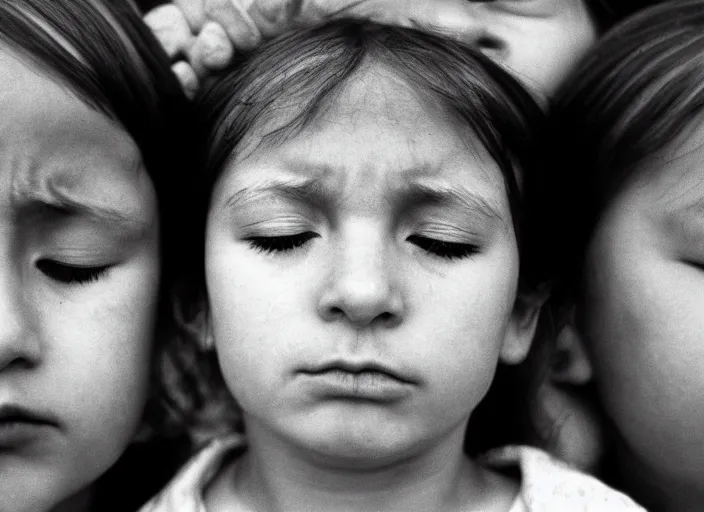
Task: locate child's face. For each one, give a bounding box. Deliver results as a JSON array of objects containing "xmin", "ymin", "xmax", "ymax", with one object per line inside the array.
[
  {"xmin": 0, "ymin": 49, "xmax": 158, "ymax": 511},
  {"xmin": 578, "ymin": 120, "xmax": 704, "ymax": 495},
  {"xmin": 461, "ymin": 0, "xmax": 597, "ymax": 96},
  {"xmin": 205, "ymin": 68, "xmax": 536, "ymax": 466}
]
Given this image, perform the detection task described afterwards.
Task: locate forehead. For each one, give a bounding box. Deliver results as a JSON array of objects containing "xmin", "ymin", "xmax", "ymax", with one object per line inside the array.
[
  {"xmin": 0, "ymin": 46, "xmax": 154, "ymax": 225},
  {"xmin": 225, "ymin": 65, "xmax": 509, "ymax": 204}
]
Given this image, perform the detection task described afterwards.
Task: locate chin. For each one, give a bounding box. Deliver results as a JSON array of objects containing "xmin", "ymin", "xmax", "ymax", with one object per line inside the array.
[{"xmin": 292, "ymin": 423, "xmax": 422, "ymax": 469}]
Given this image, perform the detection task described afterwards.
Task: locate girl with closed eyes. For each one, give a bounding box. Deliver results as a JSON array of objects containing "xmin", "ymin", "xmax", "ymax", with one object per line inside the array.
[
  {"xmin": 0, "ymin": 0, "xmax": 194, "ymax": 510},
  {"xmin": 548, "ymin": 1, "xmax": 704, "ymax": 509},
  {"xmin": 142, "ymin": 21, "xmax": 643, "ymax": 512}
]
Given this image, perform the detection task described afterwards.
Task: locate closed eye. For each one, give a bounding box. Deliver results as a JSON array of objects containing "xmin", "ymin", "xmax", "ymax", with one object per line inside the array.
[
  {"xmin": 37, "ymin": 260, "xmax": 110, "ymax": 285},
  {"xmin": 682, "ymin": 259, "xmax": 704, "ymax": 272},
  {"xmin": 407, "ymin": 235, "xmax": 479, "ymax": 260},
  {"xmin": 245, "ymin": 232, "xmax": 319, "ymax": 254}
]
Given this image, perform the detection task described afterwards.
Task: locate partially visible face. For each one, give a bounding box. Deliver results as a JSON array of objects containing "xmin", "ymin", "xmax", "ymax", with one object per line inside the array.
[
  {"xmin": 413, "ymin": 0, "xmax": 596, "ymax": 96},
  {"xmin": 474, "ymin": 0, "xmax": 597, "ymax": 96},
  {"xmin": 0, "ymin": 48, "xmax": 159, "ymax": 512},
  {"xmin": 205, "ymin": 67, "xmax": 536, "ymax": 468},
  {"xmin": 579, "ymin": 121, "xmax": 704, "ymax": 497}
]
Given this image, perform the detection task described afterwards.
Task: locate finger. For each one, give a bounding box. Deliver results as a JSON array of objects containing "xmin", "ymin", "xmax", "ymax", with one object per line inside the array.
[
  {"xmin": 204, "ymin": 0, "xmax": 262, "ymax": 51},
  {"xmin": 401, "ymin": 1, "xmax": 484, "ymax": 45},
  {"xmin": 191, "ymin": 22, "xmax": 235, "ymax": 72},
  {"xmin": 339, "ymin": 0, "xmax": 484, "ymax": 43},
  {"xmin": 175, "ymin": 0, "xmax": 207, "ymax": 32},
  {"xmin": 172, "ymin": 61, "xmax": 200, "ymax": 99},
  {"xmin": 247, "ymin": 0, "xmax": 483, "ymax": 43},
  {"xmin": 144, "ymin": 4, "xmax": 195, "ymax": 60},
  {"xmin": 247, "ymin": 0, "xmax": 380, "ymax": 37},
  {"xmin": 246, "ymin": 0, "xmax": 303, "ymax": 38}
]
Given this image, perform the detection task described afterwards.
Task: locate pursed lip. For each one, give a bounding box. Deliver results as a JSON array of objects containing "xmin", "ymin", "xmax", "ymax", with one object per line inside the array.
[
  {"xmin": 0, "ymin": 404, "xmax": 60, "ymax": 449},
  {"xmin": 299, "ymin": 359, "xmax": 417, "ymax": 385},
  {"xmin": 0, "ymin": 404, "xmax": 59, "ymax": 427}
]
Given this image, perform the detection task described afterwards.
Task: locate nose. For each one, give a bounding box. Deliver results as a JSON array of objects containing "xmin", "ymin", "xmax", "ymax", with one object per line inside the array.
[
  {"xmin": 442, "ymin": 4, "xmax": 506, "ymax": 59},
  {"xmin": 0, "ymin": 265, "xmax": 39, "ymax": 371},
  {"xmin": 318, "ymin": 229, "xmax": 404, "ymax": 328}
]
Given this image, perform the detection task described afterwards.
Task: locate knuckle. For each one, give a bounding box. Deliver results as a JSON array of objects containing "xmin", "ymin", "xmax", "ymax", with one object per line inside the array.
[{"xmin": 204, "ymin": 0, "xmax": 228, "ymax": 18}]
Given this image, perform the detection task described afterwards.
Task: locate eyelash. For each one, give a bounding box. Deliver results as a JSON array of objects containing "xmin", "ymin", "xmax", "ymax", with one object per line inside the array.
[
  {"xmin": 246, "ymin": 233, "xmax": 478, "ymax": 260},
  {"xmin": 246, "ymin": 232, "xmax": 320, "ymax": 254},
  {"xmin": 36, "ymin": 260, "xmax": 110, "ymax": 285},
  {"xmin": 407, "ymin": 235, "xmax": 479, "ymax": 260}
]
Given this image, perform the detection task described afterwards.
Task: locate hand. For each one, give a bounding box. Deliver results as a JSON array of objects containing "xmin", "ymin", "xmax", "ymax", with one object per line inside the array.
[
  {"xmin": 145, "ymin": 0, "xmax": 482, "ymax": 96},
  {"xmin": 246, "ymin": 0, "xmax": 482, "ymax": 39},
  {"xmin": 145, "ymin": 3, "xmax": 243, "ymax": 98}
]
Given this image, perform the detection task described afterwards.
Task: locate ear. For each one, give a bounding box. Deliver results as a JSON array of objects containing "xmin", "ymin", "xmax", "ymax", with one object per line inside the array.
[
  {"xmin": 533, "ymin": 309, "xmax": 603, "ymax": 472},
  {"xmin": 500, "ymin": 290, "xmax": 547, "ymax": 365},
  {"xmin": 549, "ymin": 308, "xmax": 592, "ymax": 385},
  {"xmin": 173, "ymin": 293, "xmax": 214, "ymax": 350},
  {"xmin": 197, "ymin": 308, "xmax": 215, "ymax": 351}
]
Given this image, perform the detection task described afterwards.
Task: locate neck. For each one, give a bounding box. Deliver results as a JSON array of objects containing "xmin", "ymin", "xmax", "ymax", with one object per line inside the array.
[
  {"xmin": 207, "ymin": 425, "xmax": 516, "ymax": 512},
  {"xmin": 611, "ymin": 436, "xmax": 704, "ymax": 512}
]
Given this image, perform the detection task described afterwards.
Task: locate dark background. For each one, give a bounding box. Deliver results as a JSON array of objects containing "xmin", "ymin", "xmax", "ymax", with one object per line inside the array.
[{"xmin": 136, "ymin": 0, "xmax": 164, "ymax": 13}]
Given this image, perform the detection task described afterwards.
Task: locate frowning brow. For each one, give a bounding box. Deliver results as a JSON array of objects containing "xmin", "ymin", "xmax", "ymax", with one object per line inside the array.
[
  {"xmin": 397, "ymin": 183, "xmax": 505, "ymax": 222},
  {"xmin": 14, "ymin": 187, "xmax": 150, "ymax": 234},
  {"xmin": 225, "ymin": 178, "xmax": 337, "ymax": 210},
  {"xmin": 225, "ymin": 178, "xmax": 505, "ymax": 222}
]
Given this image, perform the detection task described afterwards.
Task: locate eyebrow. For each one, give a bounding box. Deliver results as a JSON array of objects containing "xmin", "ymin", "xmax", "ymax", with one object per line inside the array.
[
  {"xmin": 225, "ymin": 178, "xmax": 336, "ymax": 211},
  {"xmin": 397, "ymin": 182, "xmax": 505, "ymax": 222},
  {"xmin": 15, "ymin": 187, "xmax": 150, "ymax": 235},
  {"xmin": 225, "ymin": 178, "xmax": 505, "ymax": 222},
  {"xmin": 681, "ymin": 195, "xmax": 704, "ymax": 218},
  {"xmin": 657, "ymin": 192, "xmax": 704, "ymax": 240}
]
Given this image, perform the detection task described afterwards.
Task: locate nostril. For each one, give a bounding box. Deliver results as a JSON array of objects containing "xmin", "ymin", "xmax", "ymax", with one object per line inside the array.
[
  {"xmin": 476, "ymin": 35, "xmax": 504, "ymax": 52},
  {"xmin": 379, "ymin": 312, "xmax": 394, "ymax": 322},
  {"xmin": 0, "ymin": 351, "xmax": 38, "ymax": 372}
]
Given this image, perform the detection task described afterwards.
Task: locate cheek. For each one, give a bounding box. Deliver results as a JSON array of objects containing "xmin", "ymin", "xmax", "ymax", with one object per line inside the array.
[
  {"xmin": 205, "ymin": 242, "xmax": 303, "ymax": 397},
  {"xmin": 41, "ymin": 253, "xmax": 158, "ymax": 446},
  {"xmin": 18, "ymin": 262, "xmax": 159, "ymax": 512},
  {"xmin": 505, "ymin": 14, "xmax": 596, "ymax": 95},
  {"xmin": 582, "ymin": 236, "xmax": 704, "ymax": 473},
  {"xmin": 413, "ymin": 250, "xmax": 519, "ymax": 385}
]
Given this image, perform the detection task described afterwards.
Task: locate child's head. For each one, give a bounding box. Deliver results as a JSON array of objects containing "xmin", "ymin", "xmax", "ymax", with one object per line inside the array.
[
  {"xmin": 551, "ymin": 0, "xmax": 704, "ymax": 507},
  {"xmin": 461, "ymin": 0, "xmax": 596, "ymax": 97},
  {"xmin": 0, "ymin": 0, "xmax": 190, "ymax": 510},
  {"xmin": 453, "ymin": 0, "xmax": 675, "ymax": 98},
  {"xmin": 182, "ymin": 21, "xmax": 552, "ymax": 466}
]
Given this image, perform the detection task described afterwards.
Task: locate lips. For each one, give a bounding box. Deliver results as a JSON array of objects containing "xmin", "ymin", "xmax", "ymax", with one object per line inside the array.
[
  {"xmin": 0, "ymin": 404, "xmax": 58, "ymax": 449},
  {"xmin": 299, "ymin": 360, "xmax": 417, "ymax": 402},
  {"xmin": 303, "ymin": 359, "xmax": 416, "ymax": 382},
  {"xmin": 0, "ymin": 405, "xmax": 56, "ymax": 424}
]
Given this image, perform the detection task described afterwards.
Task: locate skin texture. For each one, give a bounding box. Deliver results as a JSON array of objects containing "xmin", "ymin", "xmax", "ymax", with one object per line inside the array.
[
  {"xmin": 578, "ymin": 121, "xmax": 704, "ymax": 510},
  {"xmin": 0, "ymin": 48, "xmax": 159, "ymax": 512},
  {"xmin": 146, "ymin": 0, "xmax": 597, "ymax": 98},
  {"xmin": 203, "ymin": 66, "xmax": 539, "ymax": 512},
  {"xmin": 466, "ymin": 0, "xmax": 596, "ymax": 97}
]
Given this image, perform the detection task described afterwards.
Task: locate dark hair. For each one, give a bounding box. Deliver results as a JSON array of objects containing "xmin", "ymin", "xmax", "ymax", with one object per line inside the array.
[
  {"xmin": 586, "ymin": 0, "xmax": 665, "ymax": 32},
  {"xmin": 549, "ymin": 0, "xmax": 704, "ymax": 303},
  {"xmin": 0, "ymin": 0, "xmax": 196, "ymax": 434},
  {"xmin": 173, "ymin": 21, "xmax": 556, "ymax": 454}
]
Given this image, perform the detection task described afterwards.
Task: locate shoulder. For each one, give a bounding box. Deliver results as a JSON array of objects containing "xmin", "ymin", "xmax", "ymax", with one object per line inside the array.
[
  {"xmin": 138, "ymin": 435, "xmax": 245, "ymax": 512},
  {"xmin": 483, "ymin": 446, "xmax": 646, "ymax": 511}
]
